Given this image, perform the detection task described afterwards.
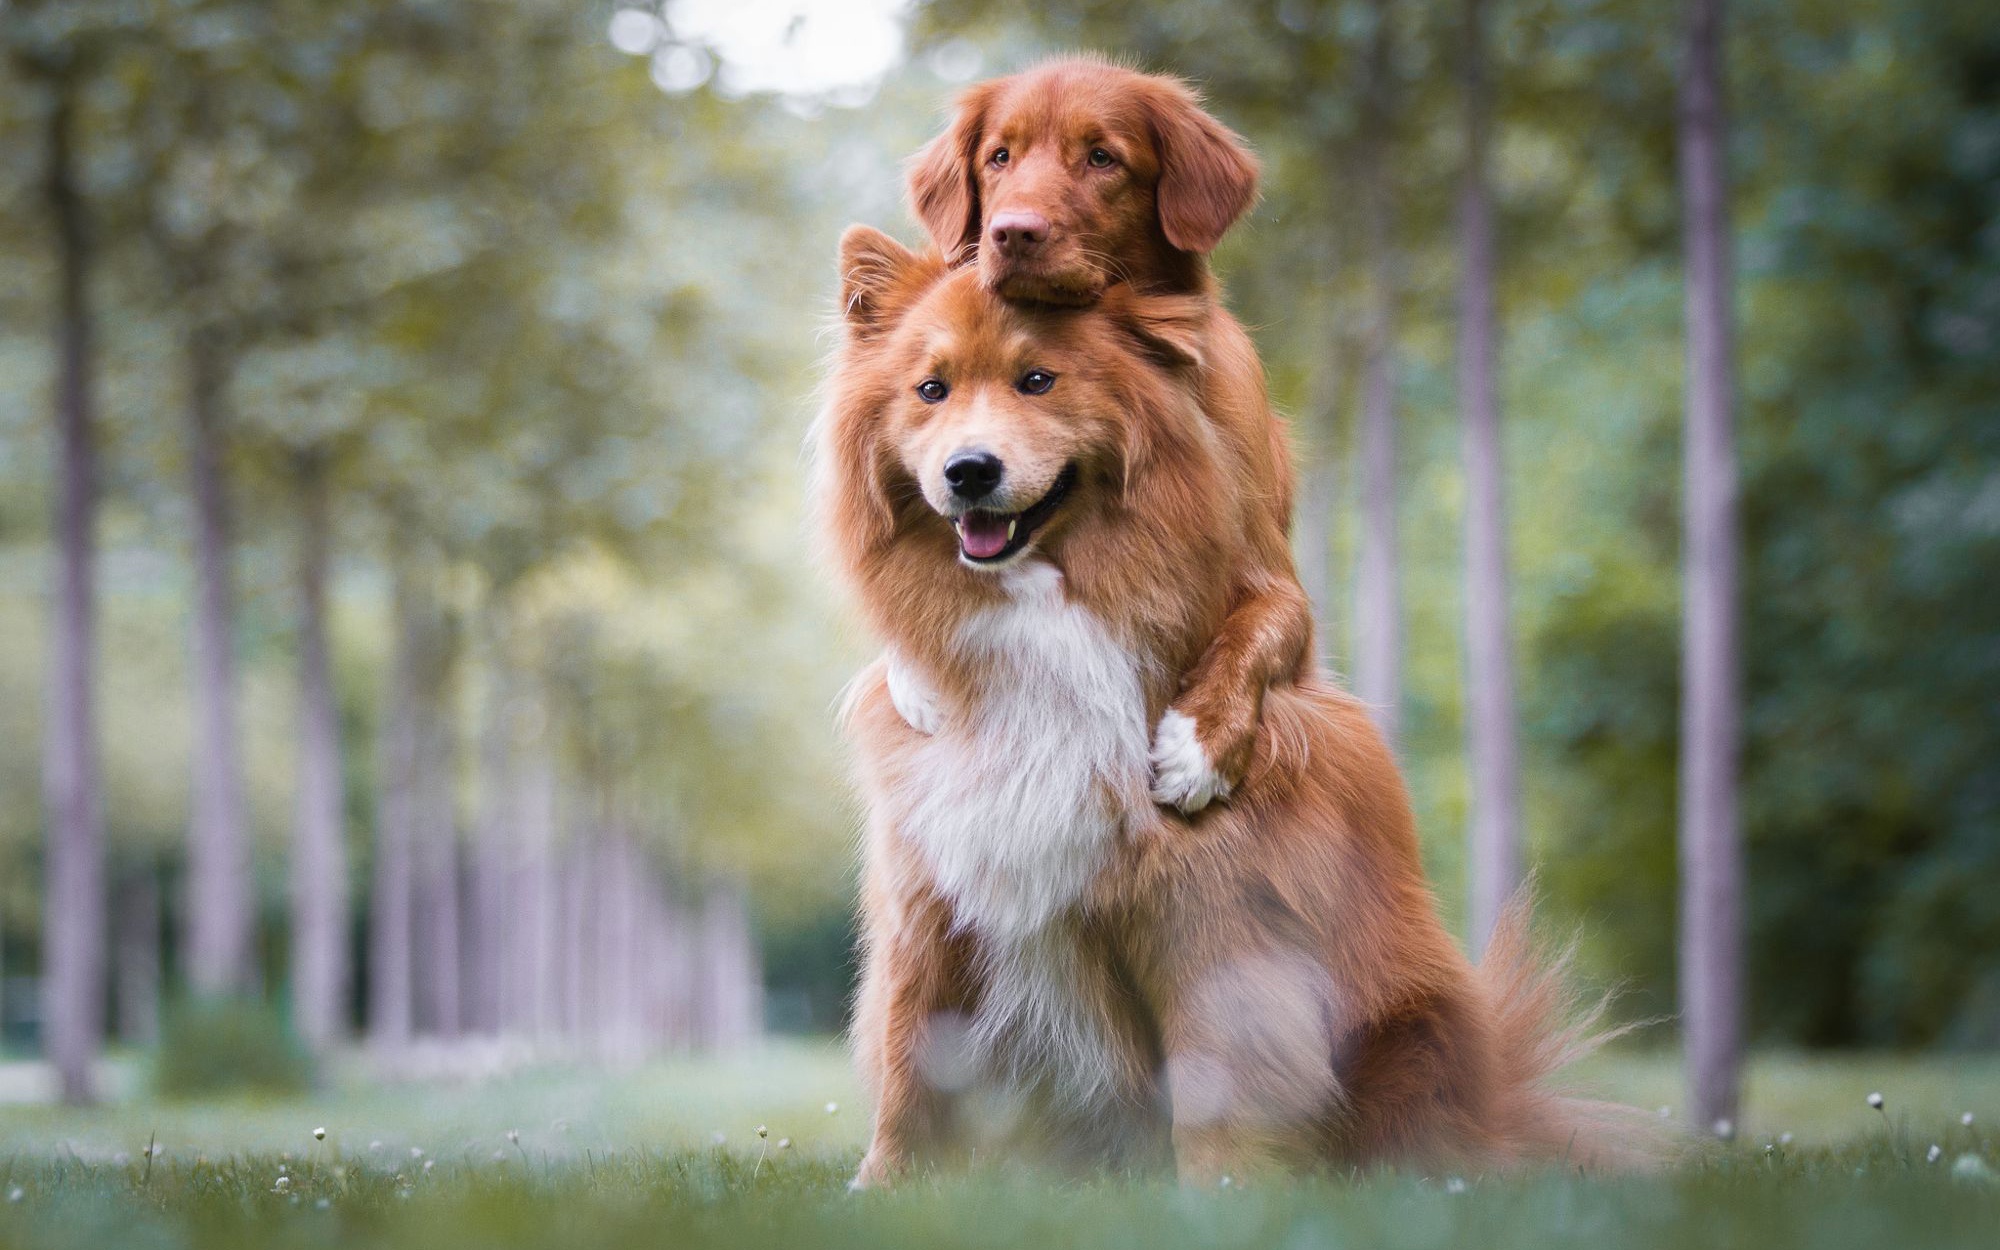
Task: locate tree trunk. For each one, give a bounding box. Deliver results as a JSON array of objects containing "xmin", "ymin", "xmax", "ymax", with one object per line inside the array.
[
  {"xmin": 113, "ymin": 865, "xmax": 162, "ymax": 1047},
  {"xmin": 1296, "ymin": 199, "xmax": 1345, "ymax": 665},
  {"xmin": 412, "ymin": 613, "xmax": 460, "ymax": 1039},
  {"xmin": 1459, "ymin": 0, "xmax": 1525, "ymax": 958},
  {"xmin": 1352, "ymin": 0, "xmax": 1403, "ymax": 746},
  {"xmin": 697, "ymin": 881, "xmax": 762, "ymax": 1050},
  {"xmin": 1678, "ymin": 0, "xmax": 1743, "ymax": 1135},
  {"xmin": 464, "ymin": 620, "xmax": 516, "ymax": 1035},
  {"xmin": 290, "ymin": 449, "xmax": 349, "ymax": 1048},
  {"xmin": 505, "ymin": 723, "xmax": 558, "ymax": 1040},
  {"xmin": 368, "ymin": 556, "xmax": 420, "ymax": 1049},
  {"xmin": 184, "ymin": 319, "xmax": 253, "ymax": 998},
  {"xmin": 41, "ymin": 65, "xmax": 107, "ymax": 1105}
]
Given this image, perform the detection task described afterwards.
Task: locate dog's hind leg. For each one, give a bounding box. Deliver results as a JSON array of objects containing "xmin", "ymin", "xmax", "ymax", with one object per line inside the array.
[{"xmin": 1147, "ymin": 926, "xmax": 1345, "ymax": 1183}]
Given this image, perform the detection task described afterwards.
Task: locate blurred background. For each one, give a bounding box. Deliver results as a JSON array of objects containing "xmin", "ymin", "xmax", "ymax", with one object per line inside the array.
[{"xmin": 0, "ymin": 0, "xmax": 1994, "ymax": 1126}]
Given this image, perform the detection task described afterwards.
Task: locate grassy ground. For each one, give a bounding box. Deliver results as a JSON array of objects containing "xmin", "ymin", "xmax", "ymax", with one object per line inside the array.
[{"xmin": 2, "ymin": 1042, "xmax": 1997, "ymax": 1249}]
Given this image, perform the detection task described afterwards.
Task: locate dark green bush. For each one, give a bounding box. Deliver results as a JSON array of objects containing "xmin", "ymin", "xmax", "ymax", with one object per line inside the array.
[{"xmin": 153, "ymin": 998, "xmax": 315, "ymax": 1099}]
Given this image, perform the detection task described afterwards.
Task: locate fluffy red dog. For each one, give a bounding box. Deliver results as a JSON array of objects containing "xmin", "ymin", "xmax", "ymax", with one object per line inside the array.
[
  {"xmin": 903, "ymin": 57, "xmax": 1311, "ymax": 814},
  {"xmin": 818, "ymin": 227, "xmax": 1643, "ymax": 1187}
]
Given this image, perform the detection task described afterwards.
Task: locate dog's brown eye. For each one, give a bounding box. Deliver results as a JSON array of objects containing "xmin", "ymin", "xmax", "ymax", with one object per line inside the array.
[
  {"xmin": 1087, "ymin": 147, "xmax": 1115, "ymax": 169},
  {"xmin": 1018, "ymin": 370, "xmax": 1056, "ymax": 396},
  {"xmin": 916, "ymin": 378, "xmax": 949, "ymax": 403},
  {"xmin": 990, "ymin": 147, "xmax": 1009, "ymax": 167}
]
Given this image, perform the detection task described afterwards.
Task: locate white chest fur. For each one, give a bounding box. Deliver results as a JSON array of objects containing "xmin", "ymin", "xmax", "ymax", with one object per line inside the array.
[{"xmin": 890, "ymin": 562, "xmax": 1151, "ymax": 940}]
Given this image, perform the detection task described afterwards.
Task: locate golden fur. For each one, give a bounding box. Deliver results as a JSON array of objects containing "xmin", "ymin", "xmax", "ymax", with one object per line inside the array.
[
  {"xmin": 908, "ymin": 56, "xmax": 1311, "ymax": 810},
  {"xmin": 816, "ymin": 230, "xmax": 1651, "ymax": 1187}
]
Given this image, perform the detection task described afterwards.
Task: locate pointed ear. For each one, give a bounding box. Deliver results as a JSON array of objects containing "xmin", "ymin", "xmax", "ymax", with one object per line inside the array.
[
  {"xmin": 1110, "ymin": 290, "xmax": 1209, "ymax": 372},
  {"xmin": 1143, "ymin": 79, "xmax": 1259, "ymax": 255},
  {"xmin": 904, "ymin": 81, "xmax": 996, "ymax": 262},
  {"xmin": 839, "ymin": 225, "xmax": 935, "ymax": 340}
]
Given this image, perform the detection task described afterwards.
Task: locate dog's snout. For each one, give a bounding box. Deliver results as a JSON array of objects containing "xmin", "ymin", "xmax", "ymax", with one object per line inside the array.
[
  {"xmin": 944, "ymin": 451, "xmax": 1004, "ymax": 502},
  {"xmin": 989, "ymin": 211, "xmax": 1050, "ymax": 257}
]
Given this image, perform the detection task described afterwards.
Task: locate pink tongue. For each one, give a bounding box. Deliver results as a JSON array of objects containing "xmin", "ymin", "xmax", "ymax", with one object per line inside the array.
[{"xmin": 958, "ymin": 513, "xmax": 1012, "ymax": 559}]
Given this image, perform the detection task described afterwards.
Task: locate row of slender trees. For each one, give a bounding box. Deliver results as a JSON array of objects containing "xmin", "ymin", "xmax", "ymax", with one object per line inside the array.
[
  {"xmin": 1227, "ymin": 0, "xmax": 1738, "ymax": 1125},
  {"xmin": 13, "ymin": 0, "xmax": 1750, "ymax": 1129},
  {"xmin": 1349, "ymin": 0, "xmax": 1743, "ymax": 1130},
  {"xmin": 7, "ymin": 0, "xmax": 784, "ymax": 1105}
]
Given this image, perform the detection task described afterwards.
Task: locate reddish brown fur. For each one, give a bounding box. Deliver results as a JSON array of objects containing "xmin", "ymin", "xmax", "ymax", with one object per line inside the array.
[
  {"xmin": 909, "ymin": 56, "xmax": 1309, "ymax": 800},
  {"xmin": 818, "ymin": 231, "xmax": 1655, "ymax": 1186}
]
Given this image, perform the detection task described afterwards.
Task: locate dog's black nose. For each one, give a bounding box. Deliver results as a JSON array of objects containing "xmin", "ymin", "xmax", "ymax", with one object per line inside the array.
[{"xmin": 944, "ymin": 451, "xmax": 1004, "ymax": 501}]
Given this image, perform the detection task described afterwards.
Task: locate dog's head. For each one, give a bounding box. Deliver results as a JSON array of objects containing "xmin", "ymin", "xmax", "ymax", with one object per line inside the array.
[
  {"xmin": 824, "ymin": 224, "xmax": 1212, "ymax": 576},
  {"xmin": 906, "ymin": 57, "xmax": 1258, "ymax": 306}
]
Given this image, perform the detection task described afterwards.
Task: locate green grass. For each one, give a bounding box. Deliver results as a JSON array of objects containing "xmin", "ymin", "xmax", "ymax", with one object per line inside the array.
[{"xmin": 2, "ymin": 1043, "xmax": 1997, "ymax": 1249}]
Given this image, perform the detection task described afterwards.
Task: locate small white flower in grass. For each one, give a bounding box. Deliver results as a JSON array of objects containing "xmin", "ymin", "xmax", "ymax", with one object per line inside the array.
[
  {"xmin": 369, "ymin": 1141, "xmax": 382, "ymax": 1153},
  {"xmin": 410, "ymin": 1147, "xmax": 424, "ymax": 1160},
  {"xmin": 506, "ymin": 1129, "xmax": 520, "ymax": 1144},
  {"xmin": 1779, "ymin": 1132, "xmax": 1794, "ymax": 1146},
  {"xmin": 826, "ymin": 1102, "xmax": 840, "ymax": 1116},
  {"xmin": 313, "ymin": 1127, "xmax": 326, "ymax": 1142},
  {"xmin": 778, "ymin": 1138, "xmax": 792, "ymax": 1150},
  {"xmin": 1217, "ymin": 1175, "xmax": 1233, "ymax": 1189},
  {"xmin": 757, "ymin": 1125, "xmax": 768, "ymax": 1139},
  {"xmin": 7, "ymin": 1187, "xmax": 23, "ymax": 1203},
  {"xmin": 1952, "ymin": 1154, "xmax": 1996, "ymax": 1184},
  {"xmin": 1445, "ymin": 1177, "xmax": 1468, "ymax": 1194},
  {"xmin": 273, "ymin": 1176, "xmax": 291, "ymax": 1194},
  {"xmin": 423, "ymin": 1160, "xmax": 434, "ymax": 1172},
  {"xmin": 1712, "ymin": 1118, "xmax": 1735, "ymax": 1141},
  {"xmin": 1929, "ymin": 1145, "xmax": 1943, "ymax": 1163},
  {"xmin": 1867, "ymin": 1092, "xmax": 1885, "ymax": 1110},
  {"xmin": 711, "ymin": 1131, "xmax": 727, "ymax": 1146},
  {"xmin": 1964, "ymin": 1112, "xmax": 1976, "ymax": 1127}
]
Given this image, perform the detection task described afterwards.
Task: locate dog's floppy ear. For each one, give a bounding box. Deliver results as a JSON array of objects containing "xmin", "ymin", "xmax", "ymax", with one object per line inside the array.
[
  {"xmin": 1142, "ymin": 78, "xmax": 1259, "ymax": 255},
  {"xmin": 905, "ymin": 80, "xmax": 997, "ymax": 262},
  {"xmin": 839, "ymin": 225, "xmax": 937, "ymax": 340}
]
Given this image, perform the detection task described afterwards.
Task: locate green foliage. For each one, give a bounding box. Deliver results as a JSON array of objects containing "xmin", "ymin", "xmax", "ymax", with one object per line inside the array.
[
  {"xmin": 153, "ymin": 998, "xmax": 315, "ymax": 1101},
  {"xmin": 907, "ymin": 0, "xmax": 2000, "ymax": 1046}
]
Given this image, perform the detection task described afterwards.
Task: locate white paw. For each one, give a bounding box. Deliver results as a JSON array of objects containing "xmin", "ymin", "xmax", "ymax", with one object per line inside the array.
[
  {"xmin": 1149, "ymin": 708, "xmax": 1231, "ymax": 814},
  {"xmin": 885, "ymin": 654, "xmax": 943, "ymax": 735}
]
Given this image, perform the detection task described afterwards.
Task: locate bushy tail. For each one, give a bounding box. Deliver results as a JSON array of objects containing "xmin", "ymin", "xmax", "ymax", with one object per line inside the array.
[{"xmin": 1474, "ymin": 888, "xmax": 1674, "ymax": 1171}]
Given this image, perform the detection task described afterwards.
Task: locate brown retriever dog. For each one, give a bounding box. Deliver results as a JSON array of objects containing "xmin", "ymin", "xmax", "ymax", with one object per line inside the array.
[
  {"xmin": 819, "ymin": 230, "xmax": 1650, "ymax": 1186},
  {"xmin": 896, "ymin": 56, "xmax": 1312, "ymax": 815}
]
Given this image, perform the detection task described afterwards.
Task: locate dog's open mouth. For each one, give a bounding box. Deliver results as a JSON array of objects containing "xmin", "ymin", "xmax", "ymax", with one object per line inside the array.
[{"xmin": 954, "ymin": 464, "xmax": 1077, "ymax": 565}]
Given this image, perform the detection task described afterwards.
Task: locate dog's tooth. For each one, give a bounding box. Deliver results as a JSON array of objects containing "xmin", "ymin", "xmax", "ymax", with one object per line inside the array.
[{"xmin": 1007, "ymin": 519, "xmax": 1018, "ymax": 541}]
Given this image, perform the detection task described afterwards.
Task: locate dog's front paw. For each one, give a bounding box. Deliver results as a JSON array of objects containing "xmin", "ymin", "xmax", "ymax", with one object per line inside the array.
[
  {"xmin": 886, "ymin": 654, "xmax": 943, "ymax": 735},
  {"xmin": 849, "ymin": 1147, "xmax": 905, "ymax": 1191},
  {"xmin": 1149, "ymin": 708, "xmax": 1234, "ymax": 814}
]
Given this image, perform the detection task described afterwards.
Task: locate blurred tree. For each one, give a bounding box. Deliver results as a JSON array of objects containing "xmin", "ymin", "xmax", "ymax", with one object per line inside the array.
[
  {"xmin": 1457, "ymin": 0, "xmax": 1522, "ymax": 957},
  {"xmin": 289, "ymin": 446, "xmax": 347, "ymax": 1047},
  {"xmin": 7, "ymin": 6, "xmax": 110, "ymax": 1103},
  {"xmin": 1678, "ymin": 0, "xmax": 1743, "ymax": 1131},
  {"xmin": 1352, "ymin": 0, "xmax": 1406, "ymax": 746}
]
